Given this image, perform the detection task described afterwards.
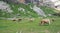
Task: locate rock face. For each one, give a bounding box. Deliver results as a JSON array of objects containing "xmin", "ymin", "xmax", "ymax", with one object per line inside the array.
[
  {"xmin": 1, "ymin": 0, "xmax": 19, "ymax": 4},
  {"xmin": 33, "ymin": 5, "xmax": 46, "ymax": 17},
  {"xmin": 1, "ymin": 0, "xmax": 39, "ymax": 4},
  {"xmin": 0, "ymin": 1, "xmax": 13, "ymax": 13},
  {"xmin": 0, "ymin": 0, "xmax": 48, "ymax": 18}
]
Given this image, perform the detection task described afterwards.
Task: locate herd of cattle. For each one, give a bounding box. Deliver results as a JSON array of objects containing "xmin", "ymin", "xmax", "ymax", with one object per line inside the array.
[{"xmin": 12, "ymin": 17, "xmax": 55, "ymax": 25}]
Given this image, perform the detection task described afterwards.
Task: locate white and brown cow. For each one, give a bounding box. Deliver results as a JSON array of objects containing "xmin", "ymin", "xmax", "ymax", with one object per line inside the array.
[
  {"xmin": 40, "ymin": 18, "xmax": 54, "ymax": 25},
  {"xmin": 29, "ymin": 18, "xmax": 35, "ymax": 22}
]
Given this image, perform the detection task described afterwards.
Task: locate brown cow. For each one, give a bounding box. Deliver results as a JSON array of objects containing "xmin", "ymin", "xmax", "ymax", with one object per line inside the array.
[
  {"xmin": 12, "ymin": 19, "xmax": 16, "ymax": 21},
  {"xmin": 18, "ymin": 18, "xmax": 22, "ymax": 22},
  {"xmin": 40, "ymin": 18, "xmax": 54, "ymax": 25},
  {"xmin": 12, "ymin": 18, "xmax": 22, "ymax": 22}
]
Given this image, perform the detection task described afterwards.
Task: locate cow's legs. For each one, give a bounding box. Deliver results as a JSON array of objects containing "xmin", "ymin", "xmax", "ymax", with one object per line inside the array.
[
  {"xmin": 41, "ymin": 21, "xmax": 44, "ymax": 25},
  {"xmin": 48, "ymin": 21, "xmax": 50, "ymax": 25}
]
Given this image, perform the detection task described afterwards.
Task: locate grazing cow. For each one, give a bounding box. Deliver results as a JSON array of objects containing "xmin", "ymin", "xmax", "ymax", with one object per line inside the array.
[
  {"xmin": 40, "ymin": 18, "xmax": 54, "ymax": 25},
  {"xmin": 12, "ymin": 18, "xmax": 22, "ymax": 22},
  {"xmin": 29, "ymin": 18, "xmax": 34, "ymax": 22},
  {"xmin": 12, "ymin": 17, "xmax": 17, "ymax": 21},
  {"xmin": 17, "ymin": 18, "xmax": 22, "ymax": 21},
  {"xmin": 51, "ymin": 18, "xmax": 55, "ymax": 22},
  {"xmin": 12, "ymin": 19, "xmax": 16, "ymax": 21},
  {"xmin": 52, "ymin": 13, "xmax": 60, "ymax": 16}
]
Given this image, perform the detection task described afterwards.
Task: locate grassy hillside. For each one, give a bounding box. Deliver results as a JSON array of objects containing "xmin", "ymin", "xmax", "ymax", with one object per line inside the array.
[
  {"xmin": 0, "ymin": 3, "xmax": 60, "ymax": 33},
  {"xmin": 40, "ymin": 6, "xmax": 56, "ymax": 15},
  {"xmin": 0, "ymin": 3, "xmax": 57, "ymax": 18},
  {"xmin": 0, "ymin": 3, "xmax": 39, "ymax": 18}
]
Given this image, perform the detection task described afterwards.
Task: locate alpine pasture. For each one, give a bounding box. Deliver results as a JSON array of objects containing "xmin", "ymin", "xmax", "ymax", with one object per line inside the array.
[{"xmin": 0, "ymin": 2, "xmax": 60, "ymax": 33}]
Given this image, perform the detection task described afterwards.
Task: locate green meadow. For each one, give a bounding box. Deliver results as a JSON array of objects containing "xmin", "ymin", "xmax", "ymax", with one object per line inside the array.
[
  {"xmin": 0, "ymin": 17, "xmax": 60, "ymax": 33},
  {"xmin": 0, "ymin": 3, "xmax": 60, "ymax": 33}
]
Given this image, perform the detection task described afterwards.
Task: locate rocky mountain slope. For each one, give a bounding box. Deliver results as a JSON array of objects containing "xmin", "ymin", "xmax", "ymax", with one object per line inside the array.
[{"xmin": 0, "ymin": 1, "xmax": 56, "ymax": 18}]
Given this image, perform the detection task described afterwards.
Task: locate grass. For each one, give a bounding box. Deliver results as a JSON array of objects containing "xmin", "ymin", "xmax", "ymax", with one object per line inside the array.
[
  {"xmin": 40, "ymin": 6, "xmax": 56, "ymax": 15},
  {"xmin": 0, "ymin": 3, "xmax": 60, "ymax": 33},
  {"xmin": 0, "ymin": 3, "xmax": 57, "ymax": 18},
  {"xmin": 10, "ymin": 4, "xmax": 39, "ymax": 17},
  {"xmin": 0, "ymin": 3, "xmax": 39, "ymax": 18},
  {"xmin": 0, "ymin": 17, "xmax": 60, "ymax": 33}
]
